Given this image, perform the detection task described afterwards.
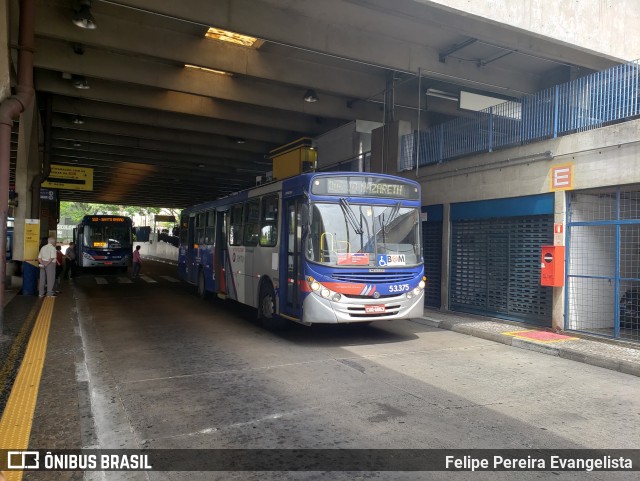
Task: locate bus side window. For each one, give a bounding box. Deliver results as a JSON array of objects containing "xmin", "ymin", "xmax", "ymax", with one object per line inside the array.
[
  {"xmin": 243, "ymin": 199, "xmax": 260, "ymax": 246},
  {"xmin": 196, "ymin": 212, "xmax": 206, "ymax": 244},
  {"xmin": 205, "ymin": 210, "xmax": 215, "ymax": 244},
  {"xmin": 229, "ymin": 204, "xmax": 243, "ymax": 246},
  {"xmin": 260, "ymin": 194, "xmax": 278, "ymax": 247},
  {"xmin": 179, "ymin": 215, "xmax": 188, "ymax": 246}
]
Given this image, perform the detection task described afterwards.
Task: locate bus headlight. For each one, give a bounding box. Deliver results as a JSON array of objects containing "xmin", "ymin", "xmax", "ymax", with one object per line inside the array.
[
  {"xmin": 332, "ymin": 292, "xmax": 342, "ymax": 302},
  {"xmin": 321, "ymin": 288, "xmax": 331, "ymax": 298},
  {"xmin": 413, "ymin": 287, "xmax": 421, "ymax": 296},
  {"xmin": 406, "ymin": 291, "xmax": 414, "ymax": 299},
  {"xmin": 418, "ymin": 280, "xmax": 426, "ymax": 289},
  {"xmin": 310, "ymin": 280, "xmax": 321, "ymax": 291},
  {"xmin": 83, "ymin": 252, "xmax": 94, "ymax": 261}
]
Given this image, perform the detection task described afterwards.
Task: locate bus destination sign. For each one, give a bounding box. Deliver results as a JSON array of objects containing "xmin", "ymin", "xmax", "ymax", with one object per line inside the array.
[
  {"xmin": 90, "ymin": 217, "xmax": 126, "ymax": 222},
  {"xmin": 312, "ymin": 176, "xmax": 419, "ymax": 200}
]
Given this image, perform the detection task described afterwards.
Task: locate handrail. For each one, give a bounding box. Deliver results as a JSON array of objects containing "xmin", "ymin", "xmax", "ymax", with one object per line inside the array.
[{"xmin": 400, "ymin": 59, "xmax": 640, "ymax": 170}]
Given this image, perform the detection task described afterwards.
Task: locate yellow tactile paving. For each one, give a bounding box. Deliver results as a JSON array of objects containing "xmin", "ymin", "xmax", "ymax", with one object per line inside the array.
[{"xmin": 0, "ymin": 297, "xmax": 55, "ymax": 481}]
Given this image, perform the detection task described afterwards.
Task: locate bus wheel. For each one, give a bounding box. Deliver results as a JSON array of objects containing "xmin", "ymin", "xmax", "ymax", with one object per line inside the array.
[
  {"xmin": 259, "ymin": 284, "xmax": 286, "ymax": 330},
  {"xmin": 197, "ymin": 270, "xmax": 208, "ymax": 299}
]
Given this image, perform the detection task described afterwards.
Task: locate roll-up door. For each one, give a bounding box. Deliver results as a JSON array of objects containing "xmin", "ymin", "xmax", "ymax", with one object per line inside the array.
[
  {"xmin": 450, "ymin": 195, "xmax": 554, "ymax": 326},
  {"xmin": 422, "ymin": 205, "xmax": 442, "ymax": 308}
]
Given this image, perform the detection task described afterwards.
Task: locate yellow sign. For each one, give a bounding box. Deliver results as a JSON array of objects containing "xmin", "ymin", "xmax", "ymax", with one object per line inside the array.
[
  {"xmin": 42, "ymin": 164, "xmax": 94, "ymax": 191},
  {"xmin": 24, "ymin": 218, "xmax": 40, "ymax": 266},
  {"xmin": 550, "ymin": 163, "xmax": 574, "ymax": 191}
]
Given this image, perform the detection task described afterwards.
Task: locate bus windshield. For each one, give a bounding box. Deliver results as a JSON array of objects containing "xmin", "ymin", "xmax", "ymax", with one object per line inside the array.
[
  {"xmin": 306, "ymin": 202, "xmax": 421, "ymax": 267},
  {"xmin": 83, "ymin": 224, "xmax": 132, "ymax": 249}
]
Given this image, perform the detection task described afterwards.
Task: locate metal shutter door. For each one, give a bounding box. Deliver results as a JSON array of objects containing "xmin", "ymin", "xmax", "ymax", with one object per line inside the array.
[
  {"xmin": 450, "ymin": 215, "xmax": 553, "ymax": 325},
  {"xmin": 422, "ymin": 220, "xmax": 442, "ymax": 308}
]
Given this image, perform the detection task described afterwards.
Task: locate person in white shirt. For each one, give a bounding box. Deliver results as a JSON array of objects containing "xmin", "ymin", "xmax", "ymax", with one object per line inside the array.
[{"xmin": 38, "ymin": 237, "xmax": 57, "ymax": 297}]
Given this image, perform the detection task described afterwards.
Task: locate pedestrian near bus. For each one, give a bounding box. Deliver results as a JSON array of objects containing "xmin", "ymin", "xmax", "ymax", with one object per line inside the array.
[
  {"xmin": 38, "ymin": 237, "xmax": 57, "ymax": 297},
  {"xmin": 55, "ymin": 245, "xmax": 64, "ymax": 288},
  {"xmin": 63, "ymin": 241, "xmax": 77, "ymax": 279},
  {"xmin": 132, "ymin": 245, "xmax": 142, "ymax": 277}
]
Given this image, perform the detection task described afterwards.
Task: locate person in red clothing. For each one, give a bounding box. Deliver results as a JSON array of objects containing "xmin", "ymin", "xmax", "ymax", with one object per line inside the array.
[
  {"xmin": 132, "ymin": 245, "xmax": 142, "ymax": 277},
  {"xmin": 55, "ymin": 245, "xmax": 64, "ymax": 290}
]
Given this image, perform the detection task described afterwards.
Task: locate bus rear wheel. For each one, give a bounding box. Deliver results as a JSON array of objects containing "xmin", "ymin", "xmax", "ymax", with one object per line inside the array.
[
  {"xmin": 197, "ymin": 270, "xmax": 208, "ymax": 299},
  {"xmin": 259, "ymin": 284, "xmax": 286, "ymax": 330}
]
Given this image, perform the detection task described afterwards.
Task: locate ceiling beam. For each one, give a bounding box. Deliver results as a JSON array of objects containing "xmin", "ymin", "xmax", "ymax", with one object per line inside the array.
[
  {"xmin": 52, "ymin": 134, "xmax": 266, "ymax": 164},
  {"xmin": 108, "ymin": 0, "xmax": 543, "ymax": 95},
  {"xmin": 34, "ymin": 2, "xmax": 386, "ymax": 100},
  {"xmin": 36, "ymin": 69, "xmax": 344, "ymax": 134},
  {"xmin": 35, "ymin": 38, "xmax": 386, "ymax": 122},
  {"xmin": 51, "ymin": 96, "xmax": 294, "ymax": 145},
  {"xmin": 50, "ymin": 115, "xmax": 278, "ymax": 154}
]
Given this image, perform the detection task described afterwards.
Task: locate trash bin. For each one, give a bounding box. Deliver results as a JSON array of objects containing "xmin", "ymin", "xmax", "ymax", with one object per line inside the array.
[{"xmin": 22, "ymin": 261, "xmax": 39, "ymax": 296}]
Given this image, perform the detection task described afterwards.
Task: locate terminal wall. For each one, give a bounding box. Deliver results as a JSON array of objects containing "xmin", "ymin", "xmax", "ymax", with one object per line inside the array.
[
  {"xmin": 417, "ymin": 118, "xmax": 640, "ymax": 206},
  {"xmin": 420, "ymin": 0, "xmax": 640, "ymax": 61}
]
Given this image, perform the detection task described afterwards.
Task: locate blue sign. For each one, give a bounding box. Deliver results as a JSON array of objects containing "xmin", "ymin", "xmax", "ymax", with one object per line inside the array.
[
  {"xmin": 377, "ymin": 254, "xmax": 387, "ymax": 267},
  {"xmin": 40, "ymin": 188, "xmax": 56, "ymax": 201}
]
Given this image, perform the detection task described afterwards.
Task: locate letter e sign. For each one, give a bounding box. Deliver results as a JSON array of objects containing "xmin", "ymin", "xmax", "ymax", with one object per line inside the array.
[{"xmin": 550, "ymin": 163, "xmax": 574, "ymax": 191}]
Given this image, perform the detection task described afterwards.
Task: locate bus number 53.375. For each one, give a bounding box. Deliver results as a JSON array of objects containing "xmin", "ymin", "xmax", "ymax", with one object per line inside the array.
[{"xmin": 389, "ymin": 284, "xmax": 410, "ymax": 293}]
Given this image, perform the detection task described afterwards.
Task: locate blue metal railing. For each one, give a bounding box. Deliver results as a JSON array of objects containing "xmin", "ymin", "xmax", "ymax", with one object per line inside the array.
[{"xmin": 400, "ymin": 60, "xmax": 640, "ymax": 170}]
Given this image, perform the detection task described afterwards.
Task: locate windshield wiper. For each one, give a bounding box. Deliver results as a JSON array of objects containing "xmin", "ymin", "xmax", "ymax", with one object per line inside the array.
[
  {"xmin": 339, "ymin": 198, "xmax": 363, "ymax": 235},
  {"xmin": 383, "ymin": 202, "xmax": 402, "ymax": 233}
]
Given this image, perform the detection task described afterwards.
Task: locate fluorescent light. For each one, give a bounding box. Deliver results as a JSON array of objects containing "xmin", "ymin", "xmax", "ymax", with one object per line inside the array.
[
  {"xmin": 204, "ymin": 27, "xmax": 259, "ymax": 47},
  {"xmin": 426, "ymin": 88, "xmax": 458, "ymax": 101},
  {"xmin": 185, "ymin": 64, "xmax": 232, "ymax": 76}
]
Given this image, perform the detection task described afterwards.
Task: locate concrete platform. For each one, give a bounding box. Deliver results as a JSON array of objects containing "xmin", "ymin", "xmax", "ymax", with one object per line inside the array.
[{"xmin": 417, "ymin": 310, "xmax": 640, "ymax": 378}]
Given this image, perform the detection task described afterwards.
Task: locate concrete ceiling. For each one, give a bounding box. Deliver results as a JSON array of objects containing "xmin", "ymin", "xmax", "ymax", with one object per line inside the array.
[{"xmin": 10, "ymin": 0, "xmax": 619, "ymax": 207}]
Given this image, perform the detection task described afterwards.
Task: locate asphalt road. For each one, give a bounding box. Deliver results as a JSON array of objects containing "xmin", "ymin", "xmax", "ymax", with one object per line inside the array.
[{"xmin": 68, "ymin": 260, "xmax": 640, "ymax": 481}]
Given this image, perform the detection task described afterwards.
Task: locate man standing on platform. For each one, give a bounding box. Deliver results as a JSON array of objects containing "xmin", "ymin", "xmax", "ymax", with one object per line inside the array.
[
  {"xmin": 63, "ymin": 241, "xmax": 77, "ymax": 279},
  {"xmin": 38, "ymin": 236, "xmax": 57, "ymax": 297}
]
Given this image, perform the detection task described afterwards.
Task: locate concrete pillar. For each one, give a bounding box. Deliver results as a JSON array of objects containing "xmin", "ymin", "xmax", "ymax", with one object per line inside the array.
[
  {"xmin": 552, "ymin": 190, "xmax": 566, "ymax": 331},
  {"xmin": 0, "ymin": 0, "xmax": 10, "ymax": 101},
  {"xmin": 12, "ymin": 100, "xmax": 40, "ymax": 260},
  {"xmin": 440, "ymin": 202, "xmax": 451, "ymax": 310}
]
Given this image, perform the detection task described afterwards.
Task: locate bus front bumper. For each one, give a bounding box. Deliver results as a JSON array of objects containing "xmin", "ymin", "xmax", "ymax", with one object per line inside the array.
[{"xmin": 301, "ymin": 291, "xmax": 425, "ymax": 324}]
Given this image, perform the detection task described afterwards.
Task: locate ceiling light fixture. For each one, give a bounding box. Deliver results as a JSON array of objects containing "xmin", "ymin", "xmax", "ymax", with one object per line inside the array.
[
  {"xmin": 204, "ymin": 27, "xmax": 258, "ymax": 47},
  {"xmin": 72, "ymin": 0, "xmax": 97, "ymax": 30},
  {"xmin": 72, "ymin": 76, "xmax": 90, "ymax": 89},
  {"xmin": 73, "ymin": 142, "xmax": 82, "ymax": 147},
  {"xmin": 303, "ymin": 89, "xmax": 319, "ymax": 103},
  {"xmin": 184, "ymin": 64, "xmax": 232, "ymax": 76},
  {"xmin": 425, "ymin": 88, "xmax": 458, "ymax": 102},
  {"xmin": 72, "ymin": 115, "xmax": 84, "ymax": 125}
]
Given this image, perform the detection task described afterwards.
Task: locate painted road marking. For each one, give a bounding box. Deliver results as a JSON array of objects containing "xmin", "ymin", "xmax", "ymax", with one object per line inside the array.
[
  {"xmin": 0, "ymin": 297, "xmax": 55, "ymax": 481},
  {"xmin": 95, "ymin": 277, "xmax": 108, "ymax": 285},
  {"xmin": 502, "ymin": 330, "xmax": 578, "ymax": 343},
  {"xmin": 160, "ymin": 276, "xmax": 180, "ymax": 283},
  {"xmin": 117, "ymin": 277, "xmax": 133, "ymax": 284},
  {"xmin": 139, "ymin": 275, "xmax": 157, "ymax": 283}
]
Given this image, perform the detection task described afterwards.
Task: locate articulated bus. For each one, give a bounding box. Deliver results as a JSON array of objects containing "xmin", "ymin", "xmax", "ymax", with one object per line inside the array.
[
  {"xmin": 74, "ymin": 215, "xmax": 134, "ymax": 271},
  {"xmin": 178, "ymin": 172, "xmax": 425, "ymax": 327}
]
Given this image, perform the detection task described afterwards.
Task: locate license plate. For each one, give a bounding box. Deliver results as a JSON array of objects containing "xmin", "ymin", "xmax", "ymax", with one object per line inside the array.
[
  {"xmin": 104, "ymin": 262, "xmax": 113, "ymax": 265},
  {"xmin": 365, "ymin": 305, "xmax": 386, "ymax": 314}
]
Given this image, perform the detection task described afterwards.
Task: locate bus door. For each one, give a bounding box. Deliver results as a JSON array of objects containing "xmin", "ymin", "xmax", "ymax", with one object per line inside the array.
[
  {"xmin": 214, "ymin": 209, "xmax": 227, "ymax": 297},
  {"xmin": 187, "ymin": 214, "xmax": 197, "ymax": 284},
  {"xmin": 280, "ymin": 197, "xmax": 303, "ymax": 319}
]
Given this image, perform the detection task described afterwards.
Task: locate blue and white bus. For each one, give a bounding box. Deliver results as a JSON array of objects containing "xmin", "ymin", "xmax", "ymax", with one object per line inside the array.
[
  {"xmin": 178, "ymin": 172, "xmax": 425, "ymax": 327},
  {"xmin": 74, "ymin": 215, "xmax": 133, "ymax": 271}
]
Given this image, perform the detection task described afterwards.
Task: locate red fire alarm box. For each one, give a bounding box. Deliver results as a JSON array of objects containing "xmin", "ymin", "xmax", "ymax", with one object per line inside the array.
[{"xmin": 541, "ymin": 246, "xmax": 565, "ymax": 287}]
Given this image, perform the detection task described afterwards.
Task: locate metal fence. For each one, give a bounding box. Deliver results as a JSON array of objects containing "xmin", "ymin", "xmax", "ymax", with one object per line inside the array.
[
  {"xmin": 566, "ymin": 187, "xmax": 640, "ymax": 342},
  {"xmin": 400, "ymin": 60, "xmax": 640, "ymax": 170}
]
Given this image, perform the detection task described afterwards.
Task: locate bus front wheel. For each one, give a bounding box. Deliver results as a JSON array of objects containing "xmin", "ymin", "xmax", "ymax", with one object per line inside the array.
[{"xmin": 259, "ymin": 284, "xmax": 286, "ymax": 330}]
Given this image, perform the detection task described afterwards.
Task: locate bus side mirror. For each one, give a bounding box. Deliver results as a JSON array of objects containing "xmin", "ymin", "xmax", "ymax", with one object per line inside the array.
[{"xmin": 300, "ymin": 204, "xmax": 309, "ymax": 226}]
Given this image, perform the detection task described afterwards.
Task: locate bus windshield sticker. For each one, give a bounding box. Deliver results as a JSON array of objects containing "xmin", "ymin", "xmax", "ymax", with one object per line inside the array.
[
  {"xmin": 377, "ymin": 254, "xmax": 406, "ymax": 267},
  {"xmin": 337, "ymin": 253, "xmax": 370, "ymax": 265}
]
